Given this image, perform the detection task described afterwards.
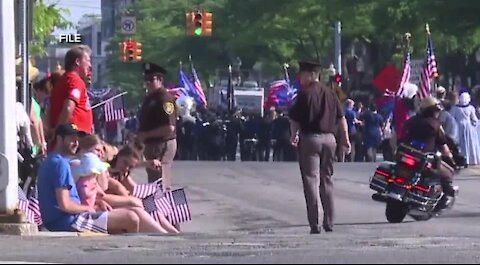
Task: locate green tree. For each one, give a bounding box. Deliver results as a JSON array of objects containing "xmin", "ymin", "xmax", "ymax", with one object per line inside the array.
[
  {"xmin": 31, "ymin": 0, "xmax": 73, "ymax": 56},
  {"xmin": 106, "ymin": 0, "xmax": 480, "ymax": 98},
  {"xmin": 106, "ymin": 0, "xmax": 227, "ymax": 104}
]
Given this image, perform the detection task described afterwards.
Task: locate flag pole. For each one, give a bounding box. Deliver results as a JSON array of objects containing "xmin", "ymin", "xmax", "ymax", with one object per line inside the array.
[
  {"xmin": 227, "ymin": 65, "xmax": 233, "ymax": 115},
  {"xmin": 91, "ymin": 91, "xmax": 128, "ymax": 109},
  {"xmin": 425, "ymin": 23, "xmax": 438, "ymax": 91},
  {"xmin": 283, "ymin": 63, "xmax": 290, "ymax": 82}
]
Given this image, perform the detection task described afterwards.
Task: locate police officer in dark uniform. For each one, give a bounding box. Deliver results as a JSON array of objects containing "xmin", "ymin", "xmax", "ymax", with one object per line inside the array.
[
  {"xmin": 225, "ymin": 109, "xmax": 244, "ymax": 161},
  {"xmin": 289, "ymin": 60, "xmax": 351, "ymax": 234},
  {"xmin": 137, "ymin": 62, "xmax": 177, "ymax": 190},
  {"xmin": 272, "ymin": 110, "xmax": 291, "ymax": 161}
]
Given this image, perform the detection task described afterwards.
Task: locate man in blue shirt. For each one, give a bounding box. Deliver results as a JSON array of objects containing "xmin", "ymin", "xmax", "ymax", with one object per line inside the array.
[
  {"xmin": 342, "ymin": 99, "xmax": 360, "ymax": 162},
  {"xmin": 37, "ymin": 123, "xmax": 141, "ymax": 233}
]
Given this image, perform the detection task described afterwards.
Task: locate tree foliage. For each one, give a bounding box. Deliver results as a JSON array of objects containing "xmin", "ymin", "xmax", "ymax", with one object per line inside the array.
[
  {"xmin": 106, "ymin": 0, "xmax": 480, "ymax": 100},
  {"xmin": 32, "ymin": 0, "xmax": 73, "ymax": 56}
]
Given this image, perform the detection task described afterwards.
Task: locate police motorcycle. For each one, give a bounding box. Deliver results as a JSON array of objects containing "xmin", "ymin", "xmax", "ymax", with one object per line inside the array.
[{"xmin": 369, "ymin": 141, "xmax": 459, "ymax": 223}]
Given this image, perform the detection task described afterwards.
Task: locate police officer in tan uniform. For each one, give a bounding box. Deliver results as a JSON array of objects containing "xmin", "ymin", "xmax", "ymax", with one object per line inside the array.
[
  {"xmin": 289, "ymin": 61, "xmax": 351, "ymax": 234},
  {"xmin": 137, "ymin": 62, "xmax": 177, "ymax": 190}
]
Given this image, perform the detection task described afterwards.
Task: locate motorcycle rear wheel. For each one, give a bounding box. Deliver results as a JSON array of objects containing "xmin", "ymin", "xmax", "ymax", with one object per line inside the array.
[{"xmin": 385, "ymin": 199, "xmax": 408, "ymax": 223}]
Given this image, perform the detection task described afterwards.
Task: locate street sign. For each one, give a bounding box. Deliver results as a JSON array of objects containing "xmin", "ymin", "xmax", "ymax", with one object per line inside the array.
[
  {"xmin": 409, "ymin": 59, "xmax": 424, "ymax": 86},
  {"xmin": 121, "ymin": 16, "xmax": 136, "ymax": 35}
]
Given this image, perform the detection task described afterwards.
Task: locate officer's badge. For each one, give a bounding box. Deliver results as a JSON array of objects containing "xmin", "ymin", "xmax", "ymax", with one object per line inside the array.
[
  {"xmin": 145, "ymin": 63, "xmax": 150, "ymax": 70},
  {"xmin": 163, "ymin": 102, "xmax": 174, "ymax": 115}
]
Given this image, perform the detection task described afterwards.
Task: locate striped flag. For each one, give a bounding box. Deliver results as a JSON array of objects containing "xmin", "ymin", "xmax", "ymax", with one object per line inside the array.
[
  {"xmin": 419, "ymin": 35, "xmax": 438, "ymax": 99},
  {"xmin": 168, "ymin": 87, "xmax": 188, "ymax": 99},
  {"xmin": 104, "ymin": 94, "xmax": 125, "ymax": 122},
  {"xmin": 17, "ymin": 186, "xmax": 42, "ymax": 225},
  {"xmin": 396, "ymin": 51, "xmax": 411, "ymax": 97},
  {"xmin": 133, "ymin": 181, "xmax": 191, "ymax": 225},
  {"xmin": 161, "ymin": 188, "xmax": 192, "ymax": 224},
  {"xmin": 28, "ymin": 196, "xmax": 42, "ymax": 225},
  {"xmin": 264, "ymin": 79, "xmax": 297, "ymax": 109},
  {"xmin": 191, "ymin": 65, "xmax": 207, "ymax": 106},
  {"xmin": 132, "ymin": 182, "xmax": 160, "ymax": 199}
]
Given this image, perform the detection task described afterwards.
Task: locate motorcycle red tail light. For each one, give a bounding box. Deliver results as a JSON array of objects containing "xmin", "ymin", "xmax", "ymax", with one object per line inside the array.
[
  {"xmin": 375, "ymin": 170, "xmax": 390, "ymax": 178},
  {"xmin": 414, "ymin": 185, "xmax": 430, "ymax": 193},
  {"xmin": 394, "ymin": 177, "xmax": 407, "ymax": 185},
  {"xmin": 401, "ymin": 154, "xmax": 417, "ymax": 168}
]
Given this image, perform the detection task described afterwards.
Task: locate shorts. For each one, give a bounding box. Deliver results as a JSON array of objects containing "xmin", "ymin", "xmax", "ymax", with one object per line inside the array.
[{"xmin": 72, "ymin": 211, "xmax": 109, "ymax": 234}]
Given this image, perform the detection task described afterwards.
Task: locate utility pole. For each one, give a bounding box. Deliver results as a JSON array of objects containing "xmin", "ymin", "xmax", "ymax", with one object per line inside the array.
[
  {"xmin": 0, "ymin": 0, "xmax": 20, "ymax": 214},
  {"xmin": 334, "ymin": 21, "xmax": 342, "ymax": 76},
  {"xmin": 21, "ymin": 0, "xmax": 30, "ymax": 113}
]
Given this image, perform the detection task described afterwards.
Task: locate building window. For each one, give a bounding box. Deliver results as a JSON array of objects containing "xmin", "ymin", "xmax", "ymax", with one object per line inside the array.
[
  {"xmin": 97, "ymin": 64, "xmax": 102, "ymax": 85},
  {"xmin": 97, "ymin": 31, "xmax": 102, "ymax": 55}
]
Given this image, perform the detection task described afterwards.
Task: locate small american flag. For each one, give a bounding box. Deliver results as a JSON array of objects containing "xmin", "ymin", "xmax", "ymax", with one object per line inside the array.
[
  {"xmin": 17, "ymin": 186, "xmax": 42, "ymax": 225},
  {"xmin": 419, "ymin": 35, "xmax": 438, "ymax": 99},
  {"xmin": 162, "ymin": 188, "xmax": 192, "ymax": 225},
  {"xmin": 132, "ymin": 182, "xmax": 160, "ymax": 199},
  {"xmin": 396, "ymin": 51, "xmax": 411, "ymax": 97},
  {"xmin": 28, "ymin": 196, "xmax": 42, "ymax": 225},
  {"xmin": 104, "ymin": 94, "xmax": 125, "ymax": 122}
]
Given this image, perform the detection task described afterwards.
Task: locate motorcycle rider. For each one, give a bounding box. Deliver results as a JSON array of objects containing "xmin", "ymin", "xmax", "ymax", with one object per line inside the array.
[{"xmin": 403, "ymin": 96, "xmax": 457, "ymax": 209}]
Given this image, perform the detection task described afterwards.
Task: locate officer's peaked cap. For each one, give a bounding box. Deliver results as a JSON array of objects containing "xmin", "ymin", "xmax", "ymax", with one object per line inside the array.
[
  {"xmin": 298, "ymin": 60, "xmax": 322, "ymax": 72},
  {"xmin": 143, "ymin": 62, "xmax": 168, "ymax": 75}
]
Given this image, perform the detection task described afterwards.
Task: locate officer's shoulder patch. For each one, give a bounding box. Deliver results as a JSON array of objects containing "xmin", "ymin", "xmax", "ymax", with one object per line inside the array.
[{"xmin": 163, "ymin": 102, "xmax": 174, "ymax": 115}]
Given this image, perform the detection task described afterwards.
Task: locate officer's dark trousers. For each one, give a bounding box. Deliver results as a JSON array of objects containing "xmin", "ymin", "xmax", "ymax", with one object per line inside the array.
[
  {"xmin": 257, "ymin": 140, "xmax": 271, "ymax": 161},
  {"xmin": 273, "ymin": 140, "xmax": 289, "ymax": 161},
  {"xmin": 298, "ymin": 133, "xmax": 336, "ymax": 230},
  {"xmin": 226, "ymin": 138, "xmax": 238, "ymax": 161}
]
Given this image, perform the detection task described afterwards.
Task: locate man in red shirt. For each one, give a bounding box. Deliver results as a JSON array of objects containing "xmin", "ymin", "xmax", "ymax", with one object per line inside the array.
[{"xmin": 50, "ymin": 45, "xmax": 93, "ymax": 136}]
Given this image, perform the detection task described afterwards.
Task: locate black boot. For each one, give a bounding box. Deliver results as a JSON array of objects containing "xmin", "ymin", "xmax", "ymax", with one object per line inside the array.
[
  {"xmin": 436, "ymin": 195, "xmax": 453, "ymax": 211},
  {"xmin": 310, "ymin": 226, "xmax": 321, "ymax": 234},
  {"xmin": 441, "ymin": 181, "xmax": 457, "ymax": 197}
]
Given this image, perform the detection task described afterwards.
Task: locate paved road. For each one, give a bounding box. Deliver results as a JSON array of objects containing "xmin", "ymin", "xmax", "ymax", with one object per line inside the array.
[{"xmin": 1, "ymin": 162, "xmax": 480, "ymax": 263}]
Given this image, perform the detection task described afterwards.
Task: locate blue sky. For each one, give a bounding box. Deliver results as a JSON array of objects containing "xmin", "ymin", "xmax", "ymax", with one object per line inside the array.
[{"xmin": 46, "ymin": 0, "xmax": 101, "ymax": 34}]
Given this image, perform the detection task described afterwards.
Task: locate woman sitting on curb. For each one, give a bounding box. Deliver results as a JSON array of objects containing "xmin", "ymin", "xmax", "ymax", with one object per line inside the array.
[{"xmin": 76, "ymin": 135, "xmax": 179, "ymax": 234}]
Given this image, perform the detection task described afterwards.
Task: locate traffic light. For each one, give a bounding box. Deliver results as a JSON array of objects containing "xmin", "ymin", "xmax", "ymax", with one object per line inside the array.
[
  {"xmin": 186, "ymin": 11, "xmax": 213, "ymax": 36},
  {"xmin": 134, "ymin": 42, "xmax": 142, "ymax": 61},
  {"xmin": 202, "ymin": 12, "xmax": 213, "ymax": 36},
  {"xmin": 126, "ymin": 41, "xmax": 135, "ymax": 62},
  {"xmin": 193, "ymin": 11, "xmax": 203, "ymax": 36}
]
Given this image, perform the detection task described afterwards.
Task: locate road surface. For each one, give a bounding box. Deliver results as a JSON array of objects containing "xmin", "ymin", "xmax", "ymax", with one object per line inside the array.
[{"xmin": 1, "ymin": 162, "xmax": 480, "ymax": 263}]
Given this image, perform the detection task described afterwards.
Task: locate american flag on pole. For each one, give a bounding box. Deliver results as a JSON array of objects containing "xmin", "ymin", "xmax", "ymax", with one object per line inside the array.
[
  {"xmin": 168, "ymin": 87, "xmax": 188, "ymax": 100},
  {"xmin": 419, "ymin": 35, "xmax": 438, "ymax": 99},
  {"xmin": 104, "ymin": 94, "xmax": 125, "ymax": 122},
  {"xmin": 396, "ymin": 51, "xmax": 411, "ymax": 97},
  {"xmin": 191, "ymin": 65, "xmax": 207, "ymax": 106}
]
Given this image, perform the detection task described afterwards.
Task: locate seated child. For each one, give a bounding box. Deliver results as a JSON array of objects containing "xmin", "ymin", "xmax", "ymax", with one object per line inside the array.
[{"xmin": 71, "ymin": 152, "xmax": 108, "ymax": 207}]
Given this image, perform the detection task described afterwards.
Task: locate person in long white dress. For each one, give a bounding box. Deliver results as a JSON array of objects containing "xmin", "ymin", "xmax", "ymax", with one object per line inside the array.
[{"xmin": 450, "ymin": 92, "xmax": 480, "ymax": 165}]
